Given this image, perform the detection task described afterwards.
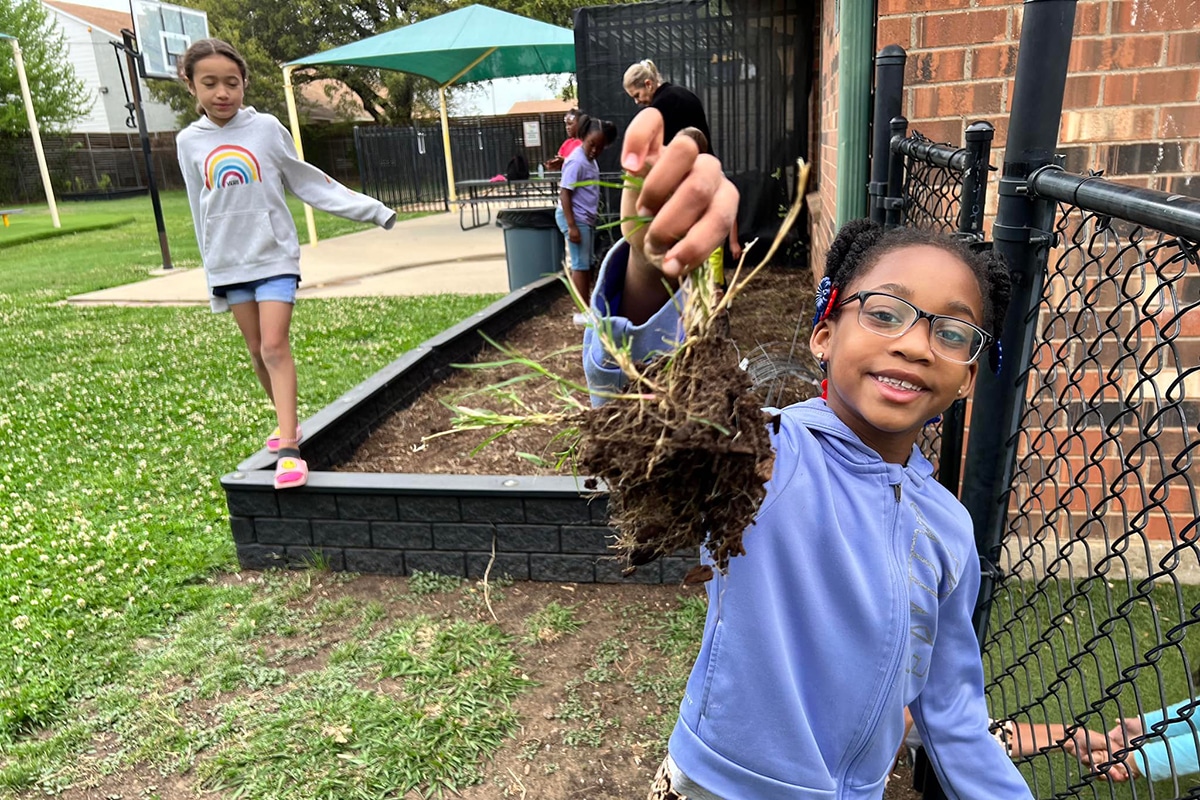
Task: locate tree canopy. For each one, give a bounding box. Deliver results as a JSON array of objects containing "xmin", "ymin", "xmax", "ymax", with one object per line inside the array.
[
  {"xmin": 151, "ymin": 0, "xmax": 635, "ymax": 127},
  {"xmin": 0, "ymin": 0, "xmax": 91, "ymax": 135}
]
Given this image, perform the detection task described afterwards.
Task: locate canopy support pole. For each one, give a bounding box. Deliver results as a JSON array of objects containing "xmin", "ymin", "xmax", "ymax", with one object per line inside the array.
[
  {"xmin": 439, "ymin": 46, "xmax": 497, "ymax": 208},
  {"xmin": 12, "ymin": 38, "xmax": 60, "ymax": 228},
  {"xmin": 282, "ymin": 64, "xmax": 318, "ymax": 246}
]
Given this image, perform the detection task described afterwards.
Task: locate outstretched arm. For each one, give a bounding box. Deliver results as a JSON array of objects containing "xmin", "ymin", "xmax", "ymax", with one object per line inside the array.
[{"xmin": 272, "ymin": 120, "xmax": 396, "ymax": 229}]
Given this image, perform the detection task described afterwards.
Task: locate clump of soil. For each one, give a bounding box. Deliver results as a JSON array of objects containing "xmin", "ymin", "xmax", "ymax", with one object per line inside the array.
[{"xmin": 578, "ymin": 326, "xmax": 776, "ymax": 572}]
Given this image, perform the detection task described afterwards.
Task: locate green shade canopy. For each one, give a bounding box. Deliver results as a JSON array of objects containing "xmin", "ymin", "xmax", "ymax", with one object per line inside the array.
[{"xmin": 288, "ymin": 4, "xmax": 575, "ymax": 87}]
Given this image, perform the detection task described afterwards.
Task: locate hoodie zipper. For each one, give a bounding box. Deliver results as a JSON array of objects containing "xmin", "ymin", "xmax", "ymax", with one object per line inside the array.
[{"xmin": 837, "ymin": 480, "xmax": 906, "ymax": 798}]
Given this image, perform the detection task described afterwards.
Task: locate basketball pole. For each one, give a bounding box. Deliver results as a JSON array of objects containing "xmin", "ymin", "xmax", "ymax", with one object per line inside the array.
[{"xmin": 118, "ymin": 28, "xmax": 173, "ymax": 271}]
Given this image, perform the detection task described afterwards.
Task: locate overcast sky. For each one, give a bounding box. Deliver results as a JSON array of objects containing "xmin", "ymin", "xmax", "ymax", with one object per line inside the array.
[{"xmin": 70, "ymin": 0, "xmax": 567, "ymax": 116}]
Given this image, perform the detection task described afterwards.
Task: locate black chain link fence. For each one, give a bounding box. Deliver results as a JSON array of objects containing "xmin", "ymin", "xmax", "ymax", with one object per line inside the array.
[
  {"xmin": 871, "ymin": 35, "xmax": 1200, "ymax": 795},
  {"xmin": 982, "ymin": 171, "xmax": 1200, "ymax": 800}
]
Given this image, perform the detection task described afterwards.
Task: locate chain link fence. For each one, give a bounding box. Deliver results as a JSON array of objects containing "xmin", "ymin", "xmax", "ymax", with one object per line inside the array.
[
  {"xmin": 983, "ymin": 170, "xmax": 1200, "ymax": 800},
  {"xmin": 871, "ymin": 22, "xmax": 1200, "ymax": 795}
]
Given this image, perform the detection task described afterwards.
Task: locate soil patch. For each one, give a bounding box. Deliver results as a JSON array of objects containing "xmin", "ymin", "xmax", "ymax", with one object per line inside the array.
[{"xmin": 340, "ymin": 267, "xmax": 823, "ymax": 476}]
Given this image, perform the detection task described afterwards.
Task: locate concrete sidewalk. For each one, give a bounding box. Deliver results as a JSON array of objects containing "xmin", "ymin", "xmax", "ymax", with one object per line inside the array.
[{"xmin": 67, "ymin": 211, "xmax": 514, "ymax": 306}]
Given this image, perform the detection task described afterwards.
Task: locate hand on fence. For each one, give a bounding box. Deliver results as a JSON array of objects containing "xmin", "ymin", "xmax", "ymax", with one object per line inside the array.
[{"xmin": 1061, "ymin": 722, "xmax": 1141, "ymax": 782}]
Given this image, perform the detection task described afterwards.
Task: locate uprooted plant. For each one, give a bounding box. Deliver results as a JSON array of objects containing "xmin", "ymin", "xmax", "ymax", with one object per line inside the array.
[{"xmin": 433, "ymin": 160, "xmax": 811, "ymax": 575}]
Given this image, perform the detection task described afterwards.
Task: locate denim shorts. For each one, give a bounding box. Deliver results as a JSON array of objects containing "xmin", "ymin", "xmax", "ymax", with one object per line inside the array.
[
  {"xmin": 215, "ymin": 275, "xmax": 299, "ymax": 306},
  {"xmin": 555, "ymin": 206, "xmax": 595, "ymax": 273}
]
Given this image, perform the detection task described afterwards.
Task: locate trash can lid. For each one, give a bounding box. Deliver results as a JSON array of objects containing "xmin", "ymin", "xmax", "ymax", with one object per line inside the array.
[{"xmin": 495, "ymin": 207, "xmax": 559, "ymax": 229}]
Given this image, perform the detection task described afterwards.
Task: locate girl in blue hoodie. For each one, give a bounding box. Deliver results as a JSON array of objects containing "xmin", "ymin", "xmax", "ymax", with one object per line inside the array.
[
  {"xmin": 585, "ymin": 109, "xmax": 1034, "ymax": 800},
  {"xmin": 176, "ymin": 40, "xmax": 396, "ymax": 490}
]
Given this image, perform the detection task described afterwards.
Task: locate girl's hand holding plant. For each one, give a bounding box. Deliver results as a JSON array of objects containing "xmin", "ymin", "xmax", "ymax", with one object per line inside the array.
[{"xmin": 617, "ymin": 107, "xmax": 739, "ymax": 324}]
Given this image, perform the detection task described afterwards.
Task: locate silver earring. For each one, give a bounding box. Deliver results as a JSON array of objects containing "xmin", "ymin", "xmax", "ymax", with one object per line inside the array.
[{"xmin": 956, "ymin": 387, "xmax": 963, "ymax": 396}]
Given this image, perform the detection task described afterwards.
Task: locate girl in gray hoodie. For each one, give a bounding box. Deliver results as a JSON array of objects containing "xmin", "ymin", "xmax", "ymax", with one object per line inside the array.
[{"xmin": 175, "ymin": 39, "xmax": 396, "ymax": 490}]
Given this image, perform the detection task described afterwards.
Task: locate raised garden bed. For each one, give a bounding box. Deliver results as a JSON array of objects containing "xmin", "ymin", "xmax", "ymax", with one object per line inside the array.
[{"xmin": 222, "ymin": 269, "xmax": 816, "ymax": 584}]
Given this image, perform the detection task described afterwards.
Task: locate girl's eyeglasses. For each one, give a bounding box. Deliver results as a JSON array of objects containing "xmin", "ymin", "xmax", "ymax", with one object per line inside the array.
[{"xmin": 836, "ymin": 291, "xmax": 992, "ymax": 365}]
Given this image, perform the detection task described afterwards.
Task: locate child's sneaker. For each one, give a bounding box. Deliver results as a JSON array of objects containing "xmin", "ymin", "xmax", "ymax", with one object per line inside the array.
[
  {"xmin": 274, "ymin": 454, "xmax": 309, "ymax": 490},
  {"xmin": 266, "ymin": 425, "xmax": 303, "ymax": 453}
]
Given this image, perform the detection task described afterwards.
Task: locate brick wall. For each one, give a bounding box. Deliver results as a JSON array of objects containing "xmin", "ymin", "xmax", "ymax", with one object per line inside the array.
[
  {"xmin": 809, "ymin": 0, "xmax": 1200, "ymax": 265},
  {"xmin": 811, "ymin": 0, "xmax": 842, "ymax": 270}
]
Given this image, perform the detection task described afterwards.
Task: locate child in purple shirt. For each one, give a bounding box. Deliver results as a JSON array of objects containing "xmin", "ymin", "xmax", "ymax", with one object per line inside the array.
[{"xmin": 556, "ymin": 114, "xmax": 617, "ymax": 307}]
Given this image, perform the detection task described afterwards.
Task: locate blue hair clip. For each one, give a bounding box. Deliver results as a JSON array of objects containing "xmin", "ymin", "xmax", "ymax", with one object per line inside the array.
[
  {"xmin": 813, "ymin": 276, "xmax": 837, "ymax": 328},
  {"xmin": 988, "ymin": 340, "xmax": 1003, "ymax": 375}
]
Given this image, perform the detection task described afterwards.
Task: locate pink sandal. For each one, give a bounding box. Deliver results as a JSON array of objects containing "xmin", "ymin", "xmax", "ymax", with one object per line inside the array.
[
  {"xmin": 274, "ymin": 454, "xmax": 309, "ymax": 490},
  {"xmin": 267, "ymin": 425, "xmax": 303, "ymax": 453}
]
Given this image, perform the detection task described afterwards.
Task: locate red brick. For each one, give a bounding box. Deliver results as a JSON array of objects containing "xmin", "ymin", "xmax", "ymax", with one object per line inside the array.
[
  {"xmin": 906, "ymin": 49, "xmax": 967, "ymax": 84},
  {"xmin": 916, "ymin": 9, "xmax": 1008, "ymax": 48},
  {"xmin": 877, "ymin": 16, "xmax": 913, "ymax": 49},
  {"xmin": 1166, "ymin": 32, "xmax": 1200, "ymax": 67},
  {"xmin": 1063, "ymin": 75, "xmax": 1103, "ymax": 109},
  {"xmin": 1113, "ymin": 0, "xmax": 1192, "ymax": 33},
  {"xmin": 1105, "ymin": 70, "xmax": 1200, "ymax": 106},
  {"xmin": 1158, "ymin": 104, "xmax": 1200, "ymax": 138},
  {"xmin": 906, "ymin": 118, "xmax": 968, "ymax": 147},
  {"xmin": 971, "ymin": 43, "xmax": 1019, "ymax": 79},
  {"xmin": 1073, "ymin": 2, "xmax": 1107, "ymax": 36},
  {"xmin": 912, "ymin": 81, "xmax": 1005, "ymax": 118},
  {"xmin": 877, "ymin": 0, "xmax": 969, "ymax": 14},
  {"xmin": 1060, "ymin": 108, "xmax": 1157, "ymax": 143},
  {"xmin": 1068, "ymin": 35, "xmax": 1166, "ymax": 72}
]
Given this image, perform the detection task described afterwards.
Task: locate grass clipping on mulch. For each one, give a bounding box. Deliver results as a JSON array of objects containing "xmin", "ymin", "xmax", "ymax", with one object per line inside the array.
[{"xmin": 439, "ymin": 161, "xmax": 810, "ymax": 576}]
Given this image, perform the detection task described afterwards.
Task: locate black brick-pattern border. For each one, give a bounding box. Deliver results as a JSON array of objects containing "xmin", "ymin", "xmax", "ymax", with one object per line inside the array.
[
  {"xmin": 225, "ymin": 478, "xmax": 699, "ymax": 583},
  {"xmin": 221, "ymin": 276, "xmax": 697, "ymax": 585}
]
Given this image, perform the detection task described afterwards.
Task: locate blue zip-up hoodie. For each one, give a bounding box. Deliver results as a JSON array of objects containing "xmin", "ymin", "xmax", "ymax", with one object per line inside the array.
[{"xmin": 586, "ymin": 242, "xmax": 1033, "ymax": 799}]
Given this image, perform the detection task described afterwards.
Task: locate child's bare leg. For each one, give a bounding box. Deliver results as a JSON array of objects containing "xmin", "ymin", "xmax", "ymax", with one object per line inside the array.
[
  {"xmin": 258, "ymin": 301, "xmax": 298, "ymax": 444},
  {"xmin": 231, "ymin": 301, "xmax": 274, "ymax": 402},
  {"xmin": 569, "ymin": 268, "xmax": 590, "ymax": 305}
]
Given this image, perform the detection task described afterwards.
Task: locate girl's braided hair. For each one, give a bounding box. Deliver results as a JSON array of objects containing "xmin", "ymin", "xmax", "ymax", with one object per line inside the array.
[
  {"xmin": 575, "ymin": 114, "xmax": 619, "ymax": 147},
  {"xmin": 821, "ymin": 218, "xmax": 1011, "ymax": 342}
]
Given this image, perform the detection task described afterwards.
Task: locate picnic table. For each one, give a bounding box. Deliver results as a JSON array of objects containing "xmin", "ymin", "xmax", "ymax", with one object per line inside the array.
[
  {"xmin": 455, "ymin": 177, "xmax": 561, "ymax": 231},
  {"xmin": 0, "ymin": 208, "xmax": 24, "ymax": 227}
]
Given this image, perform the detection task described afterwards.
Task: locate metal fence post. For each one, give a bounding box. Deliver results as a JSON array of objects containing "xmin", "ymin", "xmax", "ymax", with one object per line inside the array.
[
  {"xmin": 884, "ymin": 116, "xmax": 908, "ymax": 229},
  {"xmin": 870, "ymin": 45, "xmax": 906, "ymax": 225},
  {"xmin": 956, "ymin": 121, "xmax": 994, "ymax": 237},
  {"xmin": 959, "ymin": 0, "xmax": 1078, "ymax": 644}
]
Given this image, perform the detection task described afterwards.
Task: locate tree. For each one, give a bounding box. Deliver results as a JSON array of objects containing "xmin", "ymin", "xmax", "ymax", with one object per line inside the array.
[
  {"xmin": 0, "ymin": 0, "xmax": 91, "ymax": 134},
  {"xmin": 151, "ymin": 0, "xmax": 636, "ymax": 127}
]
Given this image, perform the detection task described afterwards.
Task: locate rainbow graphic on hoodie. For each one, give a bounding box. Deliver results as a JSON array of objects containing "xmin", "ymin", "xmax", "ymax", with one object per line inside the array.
[{"xmin": 204, "ymin": 145, "xmax": 262, "ymax": 190}]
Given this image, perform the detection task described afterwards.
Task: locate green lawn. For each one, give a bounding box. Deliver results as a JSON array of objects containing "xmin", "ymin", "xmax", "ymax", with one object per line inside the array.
[
  {"xmin": 0, "ymin": 209, "xmax": 135, "ymax": 250},
  {"xmin": 0, "ymin": 194, "xmax": 500, "ymax": 749}
]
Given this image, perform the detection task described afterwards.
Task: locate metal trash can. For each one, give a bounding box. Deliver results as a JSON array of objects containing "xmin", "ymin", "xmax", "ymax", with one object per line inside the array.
[{"xmin": 495, "ymin": 207, "xmax": 565, "ymax": 291}]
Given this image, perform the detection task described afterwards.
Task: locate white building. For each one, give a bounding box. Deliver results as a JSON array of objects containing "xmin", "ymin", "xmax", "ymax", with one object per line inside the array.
[{"xmin": 42, "ymin": 0, "xmax": 179, "ymax": 133}]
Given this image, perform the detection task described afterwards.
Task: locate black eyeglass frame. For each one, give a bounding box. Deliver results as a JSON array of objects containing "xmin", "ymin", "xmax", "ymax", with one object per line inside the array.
[{"xmin": 834, "ymin": 291, "xmax": 994, "ymax": 365}]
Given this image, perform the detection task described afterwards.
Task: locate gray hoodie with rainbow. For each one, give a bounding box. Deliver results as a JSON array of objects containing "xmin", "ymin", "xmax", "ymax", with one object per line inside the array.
[{"xmin": 176, "ymin": 107, "xmax": 396, "ymax": 311}]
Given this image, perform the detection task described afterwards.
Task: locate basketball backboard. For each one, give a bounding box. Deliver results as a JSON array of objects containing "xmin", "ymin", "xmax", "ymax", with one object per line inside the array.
[{"xmin": 130, "ymin": 0, "xmax": 209, "ymax": 80}]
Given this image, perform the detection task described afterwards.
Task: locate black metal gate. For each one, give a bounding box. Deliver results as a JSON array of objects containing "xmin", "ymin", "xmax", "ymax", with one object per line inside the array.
[{"xmin": 574, "ymin": 0, "xmax": 815, "ymax": 264}]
